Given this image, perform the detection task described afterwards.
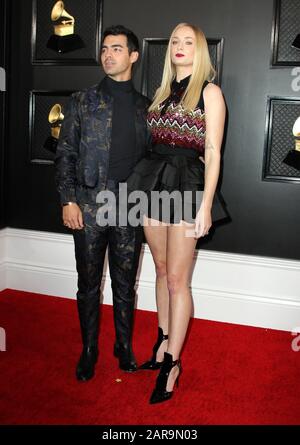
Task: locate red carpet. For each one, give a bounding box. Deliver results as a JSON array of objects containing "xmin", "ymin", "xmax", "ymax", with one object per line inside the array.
[{"xmin": 0, "ymin": 288, "xmax": 299, "ymax": 425}]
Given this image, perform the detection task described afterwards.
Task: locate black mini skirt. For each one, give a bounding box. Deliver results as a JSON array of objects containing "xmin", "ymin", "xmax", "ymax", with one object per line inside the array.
[{"xmin": 126, "ymin": 145, "xmax": 229, "ymax": 224}]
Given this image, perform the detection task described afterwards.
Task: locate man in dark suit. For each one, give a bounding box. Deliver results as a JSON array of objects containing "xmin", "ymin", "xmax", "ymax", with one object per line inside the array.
[{"xmin": 55, "ymin": 25, "xmax": 150, "ymax": 381}]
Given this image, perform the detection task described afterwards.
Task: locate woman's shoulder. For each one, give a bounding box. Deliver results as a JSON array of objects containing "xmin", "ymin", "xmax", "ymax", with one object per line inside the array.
[
  {"xmin": 203, "ymin": 81, "xmax": 221, "ymax": 92},
  {"xmin": 201, "ymin": 82, "xmax": 225, "ymax": 114},
  {"xmin": 203, "ymin": 82, "xmax": 223, "ymax": 99},
  {"xmin": 196, "ymin": 81, "xmax": 222, "ymax": 111}
]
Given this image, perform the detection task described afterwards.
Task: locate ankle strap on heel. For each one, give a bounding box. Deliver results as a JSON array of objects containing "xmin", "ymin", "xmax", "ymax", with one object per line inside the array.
[
  {"xmin": 163, "ymin": 352, "xmax": 180, "ymax": 368},
  {"xmin": 158, "ymin": 327, "xmax": 168, "ymax": 341}
]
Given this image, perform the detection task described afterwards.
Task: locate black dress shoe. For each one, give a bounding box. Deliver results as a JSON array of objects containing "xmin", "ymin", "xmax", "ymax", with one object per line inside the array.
[
  {"xmin": 76, "ymin": 346, "xmax": 98, "ymax": 382},
  {"xmin": 113, "ymin": 344, "xmax": 137, "ymax": 372}
]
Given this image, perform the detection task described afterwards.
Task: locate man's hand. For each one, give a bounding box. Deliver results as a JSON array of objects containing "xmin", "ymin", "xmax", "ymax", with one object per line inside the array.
[{"xmin": 62, "ymin": 203, "xmax": 84, "ymax": 230}]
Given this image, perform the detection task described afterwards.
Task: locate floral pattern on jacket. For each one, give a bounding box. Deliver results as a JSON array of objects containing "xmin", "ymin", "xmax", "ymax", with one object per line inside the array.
[{"xmin": 55, "ymin": 78, "xmax": 151, "ymax": 205}]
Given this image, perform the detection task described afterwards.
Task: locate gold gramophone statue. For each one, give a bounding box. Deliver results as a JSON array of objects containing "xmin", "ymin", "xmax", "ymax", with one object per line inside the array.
[
  {"xmin": 43, "ymin": 104, "xmax": 64, "ymax": 153},
  {"xmin": 283, "ymin": 116, "xmax": 300, "ymax": 171},
  {"xmin": 47, "ymin": 1, "xmax": 84, "ymax": 53}
]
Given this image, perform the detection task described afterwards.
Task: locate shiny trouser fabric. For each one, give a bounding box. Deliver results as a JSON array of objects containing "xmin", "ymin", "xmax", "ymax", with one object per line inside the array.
[{"xmin": 73, "ymin": 181, "xmax": 143, "ymax": 357}]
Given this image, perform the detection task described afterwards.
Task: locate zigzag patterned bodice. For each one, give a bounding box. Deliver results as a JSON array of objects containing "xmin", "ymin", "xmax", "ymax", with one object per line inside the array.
[{"xmin": 147, "ymin": 77, "xmax": 209, "ymax": 154}]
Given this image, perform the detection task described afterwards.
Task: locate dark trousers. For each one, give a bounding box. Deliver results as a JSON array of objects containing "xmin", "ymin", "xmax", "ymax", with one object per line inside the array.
[{"xmin": 73, "ymin": 181, "xmax": 143, "ymax": 356}]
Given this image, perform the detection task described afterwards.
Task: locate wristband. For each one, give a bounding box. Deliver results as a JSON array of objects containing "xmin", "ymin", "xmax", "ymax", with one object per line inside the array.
[{"xmin": 62, "ymin": 202, "xmax": 76, "ymax": 207}]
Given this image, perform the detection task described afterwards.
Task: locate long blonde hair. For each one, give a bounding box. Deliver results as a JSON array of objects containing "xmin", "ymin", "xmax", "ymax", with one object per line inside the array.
[{"xmin": 149, "ymin": 23, "xmax": 215, "ymax": 112}]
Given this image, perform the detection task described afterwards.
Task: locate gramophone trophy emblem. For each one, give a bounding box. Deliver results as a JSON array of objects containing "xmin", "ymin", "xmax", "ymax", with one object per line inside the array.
[
  {"xmin": 47, "ymin": 1, "xmax": 85, "ymax": 53},
  {"xmin": 43, "ymin": 104, "xmax": 64, "ymax": 154},
  {"xmin": 283, "ymin": 116, "xmax": 300, "ymax": 171}
]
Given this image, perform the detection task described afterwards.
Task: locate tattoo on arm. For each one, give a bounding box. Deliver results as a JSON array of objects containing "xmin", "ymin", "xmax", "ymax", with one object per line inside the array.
[{"xmin": 205, "ymin": 137, "xmax": 215, "ymax": 151}]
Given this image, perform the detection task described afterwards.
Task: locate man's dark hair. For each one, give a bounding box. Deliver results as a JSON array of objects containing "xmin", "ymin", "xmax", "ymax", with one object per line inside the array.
[{"xmin": 102, "ymin": 25, "xmax": 139, "ymax": 53}]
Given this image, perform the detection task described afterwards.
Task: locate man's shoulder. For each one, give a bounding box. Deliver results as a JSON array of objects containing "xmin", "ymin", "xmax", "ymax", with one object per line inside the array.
[
  {"xmin": 70, "ymin": 83, "xmax": 100, "ymax": 102},
  {"xmin": 69, "ymin": 82, "xmax": 151, "ymax": 109},
  {"xmin": 134, "ymin": 91, "xmax": 151, "ymax": 108}
]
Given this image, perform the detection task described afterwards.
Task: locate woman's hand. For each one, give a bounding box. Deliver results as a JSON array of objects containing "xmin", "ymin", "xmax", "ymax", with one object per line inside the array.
[{"xmin": 194, "ymin": 203, "xmax": 212, "ymax": 239}]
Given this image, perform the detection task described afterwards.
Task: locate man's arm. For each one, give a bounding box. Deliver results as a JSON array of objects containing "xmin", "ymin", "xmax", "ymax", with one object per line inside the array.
[
  {"xmin": 144, "ymin": 96, "xmax": 153, "ymax": 151},
  {"xmin": 55, "ymin": 93, "xmax": 80, "ymax": 205},
  {"xmin": 55, "ymin": 93, "xmax": 84, "ymax": 230}
]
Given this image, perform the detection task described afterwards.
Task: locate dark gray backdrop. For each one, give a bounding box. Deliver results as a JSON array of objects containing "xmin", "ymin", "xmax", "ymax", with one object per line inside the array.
[
  {"xmin": 0, "ymin": 0, "xmax": 10, "ymax": 229},
  {"xmin": 3, "ymin": 0, "xmax": 300, "ymax": 260}
]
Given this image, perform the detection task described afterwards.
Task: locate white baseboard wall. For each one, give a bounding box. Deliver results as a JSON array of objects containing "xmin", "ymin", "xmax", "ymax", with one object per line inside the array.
[
  {"xmin": 0, "ymin": 229, "xmax": 6, "ymax": 292},
  {"xmin": 0, "ymin": 227, "xmax": 300, "ymax": 332}
]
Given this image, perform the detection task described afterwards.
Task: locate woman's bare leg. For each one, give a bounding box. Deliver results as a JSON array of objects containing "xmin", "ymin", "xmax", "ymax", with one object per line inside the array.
[
  {"xmin": 165, "ymin": 221, "xmax": 197, "ymax": 390},
  {"xmin": 143, "ymin": 216, "xmax": 169, "ymax": 361}
]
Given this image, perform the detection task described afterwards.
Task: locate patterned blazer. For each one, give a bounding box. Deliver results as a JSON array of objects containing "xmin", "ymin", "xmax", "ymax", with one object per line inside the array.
[{"xmin": 55, "ymin": 78, "xmax": 151, "ymax": 205}]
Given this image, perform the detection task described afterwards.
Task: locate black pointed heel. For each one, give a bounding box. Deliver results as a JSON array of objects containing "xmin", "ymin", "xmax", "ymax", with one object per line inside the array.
[
  {"xmin": 139, "ymin": 327, "xmax": 168, "ymax": 370},
  {"xmin": 149, "ymin": 352, "xmax": 182, "ymax": 404}
]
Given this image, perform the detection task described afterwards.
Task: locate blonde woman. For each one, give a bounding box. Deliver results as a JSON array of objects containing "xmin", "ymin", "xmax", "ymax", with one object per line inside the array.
[{"xmin": 127, "ymin": 23, "xmax": 229, "ymax": 403}]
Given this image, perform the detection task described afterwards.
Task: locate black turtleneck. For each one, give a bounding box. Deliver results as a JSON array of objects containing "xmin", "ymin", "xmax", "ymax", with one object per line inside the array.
[{"xmin": 105, "ymin": 76, "xmax": 136, "ymax": 182}]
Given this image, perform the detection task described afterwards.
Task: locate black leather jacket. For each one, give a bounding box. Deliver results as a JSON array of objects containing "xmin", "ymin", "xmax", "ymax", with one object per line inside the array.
[{"xmin": 55, "ymin": 77, "xmax": 151, "ymax": 205}]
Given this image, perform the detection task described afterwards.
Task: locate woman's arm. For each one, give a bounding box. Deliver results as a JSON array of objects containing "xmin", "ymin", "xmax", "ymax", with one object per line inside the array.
[
  {"xmin": 194, "ymin": 83, "xmax": 225, "ymax": 238},
  {"xmin": 202, "ymin": 83, "xmax": 226, "ymax": 209}
]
